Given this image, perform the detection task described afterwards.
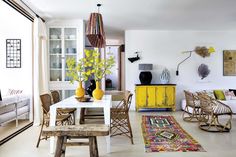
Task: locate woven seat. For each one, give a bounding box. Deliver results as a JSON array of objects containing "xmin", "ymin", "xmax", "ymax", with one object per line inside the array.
[
  {"xmin": 36, "ymin": 93, "xmax": 71, "ymax": 148},
  {"xmin": 197, "ymin": 93, "xmax": 232, "ymax": 132},
  {"xmin": 182, "ymin": 90, "xmax": 201, "ymax": 122},
  {"xmin": 51, "ymin": 90, "xmax": 76, "ymax": 124}
]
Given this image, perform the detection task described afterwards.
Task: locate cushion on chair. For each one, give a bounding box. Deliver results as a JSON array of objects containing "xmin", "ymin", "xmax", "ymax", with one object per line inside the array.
[{"xmin": 214, "ymin": 90, "xmax": 226, "ymax": 100}]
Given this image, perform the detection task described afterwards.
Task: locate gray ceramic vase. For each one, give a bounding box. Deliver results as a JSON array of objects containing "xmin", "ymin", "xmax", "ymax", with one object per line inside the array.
[{"xmin": 160, "ymin": 68, "xmax": 170, "ymax": 84}]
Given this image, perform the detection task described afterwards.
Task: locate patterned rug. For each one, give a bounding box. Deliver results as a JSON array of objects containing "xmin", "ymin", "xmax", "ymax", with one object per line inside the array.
[{"xmin": 142, "ymin": 115, "xmax": 205, "ymax": 152}]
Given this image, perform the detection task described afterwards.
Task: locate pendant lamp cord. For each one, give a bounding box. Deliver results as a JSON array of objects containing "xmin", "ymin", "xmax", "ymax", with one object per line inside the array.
[{"xmin": 97, "ymin": 4, "xmax": 101, "ymax": 13}]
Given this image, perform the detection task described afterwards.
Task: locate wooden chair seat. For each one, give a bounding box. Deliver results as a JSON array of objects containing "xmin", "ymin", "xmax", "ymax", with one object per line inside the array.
[
  {"xmin": 57, "ymin": 108, "xmax": 77, "ymax": 114},
  {"xmin": 44, "ymin": 114, "xmax": 71, "ymax": 123},
  {"xmin": 42, "ymin": 124, "xmax": 109, "ymax": 157}
]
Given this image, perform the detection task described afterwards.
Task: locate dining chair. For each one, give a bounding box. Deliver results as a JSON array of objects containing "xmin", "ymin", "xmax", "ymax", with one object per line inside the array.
[
  {"xmin": 36, "ymin": 93, "xmax": 71, "ymax": 148},
  {"xmin": 51, "ymin": 90, "xmax": 76, "ymax": 124},
  {"xmin": 182, "ymin": 90, "xmax": 201, "ymax": 122},
  {"xmin": 110, "ymin": 90, "xmax": 134, "ymax": 144}
]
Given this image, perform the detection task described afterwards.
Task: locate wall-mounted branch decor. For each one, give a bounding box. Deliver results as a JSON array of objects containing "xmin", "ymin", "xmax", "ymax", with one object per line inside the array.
[{"xmin": 6, "ymin": 39, "xmax": 21, "ymax": 68}]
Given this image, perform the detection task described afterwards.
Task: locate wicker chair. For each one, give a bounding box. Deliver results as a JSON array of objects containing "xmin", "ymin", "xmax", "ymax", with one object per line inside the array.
[
  {"xmin": 182, "ymin": 90, "xmax": 201, "ymax": 122},
  {"xmin": 197, "ymin": 93, "xmax": 232, "ymax": 132},
  {"xmin": 51, "ymin": 90, "xmax": 76, "ymax": 124},
  {"xmin": 36, "ymin": 93, "xmax": 71, "ymax": 148},
  {"xmin": 110, "ymin": 91, "xmax": 134, "ymax": 144}
]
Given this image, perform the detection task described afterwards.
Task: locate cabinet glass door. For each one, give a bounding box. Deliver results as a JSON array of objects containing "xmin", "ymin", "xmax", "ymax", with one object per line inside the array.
[
  {"xmin": 64, "ymin": 28, "xmax": 77, "ymax": 81},
  {"xmin": 49, "ymin": 28, "xmax": 62, "ymax": 81}
]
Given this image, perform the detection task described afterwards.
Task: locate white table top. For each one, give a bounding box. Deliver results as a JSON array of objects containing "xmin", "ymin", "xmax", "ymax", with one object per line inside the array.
[{"xmin": 50, "ymin": 95, "xmax": 112, "ymax": 109}]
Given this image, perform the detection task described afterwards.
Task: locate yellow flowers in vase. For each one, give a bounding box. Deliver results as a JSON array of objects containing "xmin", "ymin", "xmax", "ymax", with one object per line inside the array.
[
  {"xmin": 66, "ymin": 49, "xmax": 115, "ymax": 100},
  {"xmin": 84, "ymin": 49, "xmax": 115, "ymax": 100},
  {"xmin": 66, "ymin": 57, "xmax": 89, "ymax": 98}
]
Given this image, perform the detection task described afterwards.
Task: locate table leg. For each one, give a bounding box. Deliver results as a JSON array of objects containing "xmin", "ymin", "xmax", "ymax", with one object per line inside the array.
[
  {"xmin": 104, "ymin": 105, "xmax": 111, "ymax": 153},
  {"xmin": 49, "ymin": 107, "xmax": 57, "ymax": 154}
]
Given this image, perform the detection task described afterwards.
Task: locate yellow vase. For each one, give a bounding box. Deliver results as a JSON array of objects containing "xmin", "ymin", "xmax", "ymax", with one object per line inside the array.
[
  {"xmin": 75, "ymin": 81, "xmax": 85, "ymax": 98},
  {"xmin": 92, "ymin": 81, "xmax": 104, "ymax": 100}
]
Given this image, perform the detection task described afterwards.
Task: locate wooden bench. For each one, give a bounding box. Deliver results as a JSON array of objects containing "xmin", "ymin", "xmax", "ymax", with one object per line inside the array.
[{"xmin": 42, "ymin": 124, "xmax": 109, "ymax": 157}]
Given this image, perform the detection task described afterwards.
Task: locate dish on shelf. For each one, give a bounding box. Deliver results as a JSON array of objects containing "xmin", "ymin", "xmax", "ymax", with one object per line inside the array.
[
  {"xmin": 50, "ymin": 35, "xmax": 61, "ymax": 39},
  {"xmin": 66, "ymin": 48, "xmax": 76, "ymax": 54}
]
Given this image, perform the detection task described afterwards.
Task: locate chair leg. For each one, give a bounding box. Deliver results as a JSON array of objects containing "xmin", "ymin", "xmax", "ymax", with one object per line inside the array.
[
  {"xmin": 36, "ymin": 119, "xmax": 45, "ymax": 148},
  {"xmin": 127, "ymin": 115, "xmax": 134, "ymax": 144}
]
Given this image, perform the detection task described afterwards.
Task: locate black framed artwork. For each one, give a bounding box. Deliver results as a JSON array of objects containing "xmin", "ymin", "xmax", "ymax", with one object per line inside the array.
[
  {"xmin": 6, "ymin": 39, "xmax": 21, "ymax": 68},
  {"xmin": 223, "ymin": 50, "xmax": 236, "ymax": 76}
]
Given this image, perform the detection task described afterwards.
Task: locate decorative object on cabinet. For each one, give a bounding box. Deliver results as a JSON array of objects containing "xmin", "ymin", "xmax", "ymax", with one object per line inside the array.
[
  {"xmin": 176, "ymin": 46, "xmax": 215, "ymax": 75},
  {"xmin": 6, "ymin": 39, "xmax": 21, "ymax": 68},
  {"xmin": 135, "ymin": 84, "xmax": 176, "ymax": 111},
  {"xmin": 86, "ymin": 4, "xmax": 106, "ymax": 48},
  {"xmin": 223, "ymin": 50, "xmax": 236, "ymax": 76},
  {"xmin": 128, "ymin": 52, "xmax": 140, "ymax": 63},
  {"xmin": 85, "ymin": 49, "xmax": 115, "ymax": 100},
  {"xmin": 86, "ymin": 79, "xmax": 96, "ymax": 97},
  {"xmin": 198, "ymin": 64, "xmax": 210, "ymax": 79},
  {"xmin": 139, "ymin": 64, "xmax": 153, "ymax": 84},
  {"xmin": 160, "ymin": 68, "xmax": 170, "ymax": 84}
]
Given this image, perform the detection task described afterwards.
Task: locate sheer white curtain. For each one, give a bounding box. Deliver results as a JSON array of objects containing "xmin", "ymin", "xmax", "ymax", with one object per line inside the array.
[{"xmin": 33, "ymin": 18, "xmax": 49, "ymax": 126}]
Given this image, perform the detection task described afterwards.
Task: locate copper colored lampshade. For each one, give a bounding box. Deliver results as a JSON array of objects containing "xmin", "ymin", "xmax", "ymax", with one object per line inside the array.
[{"xmin": 86, "ymin": 13, "xmax": 106, "ymax": 48}]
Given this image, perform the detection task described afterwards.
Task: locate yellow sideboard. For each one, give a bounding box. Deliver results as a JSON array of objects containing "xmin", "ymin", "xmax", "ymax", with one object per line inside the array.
[{"xmin": 135, "ymin": 84, "xmax": 176, "ymax": 111}]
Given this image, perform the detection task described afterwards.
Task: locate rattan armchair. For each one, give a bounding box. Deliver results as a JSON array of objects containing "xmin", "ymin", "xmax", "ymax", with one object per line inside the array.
[
  {"xmin": 182, "ymin": 90, "xmax": 201, "ymax": 122},
  {"xmin": 36, "ymin": 93, "xmax": 71, "ymax": 148},
  {"xmin": 110, "ymin": 91, "xmax": 134, "ymax": 144},
  {"xmin": 197, "ymin": 93, "xmax": 232, "ymax": 132},
  {"xmin": 51, "ymin": 90, "xmax": 76, "ymax": 124}
]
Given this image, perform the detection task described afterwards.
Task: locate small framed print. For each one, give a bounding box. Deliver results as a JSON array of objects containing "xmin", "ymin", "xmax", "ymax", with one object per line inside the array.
[
  {"xmin": 6, "ymin": 39, "xmax": 21, "ymax": 68},
  {"xmin": 223, "ymin": 50, "xmax": 236, "ymax": 76}
]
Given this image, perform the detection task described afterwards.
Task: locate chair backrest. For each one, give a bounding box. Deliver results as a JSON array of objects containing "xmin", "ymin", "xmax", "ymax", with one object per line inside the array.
[
  {"xmin": 51, "ymin": 90, "xmax": 61, "ymax": 103},
  {"xmin": 40, "ymin": 93, "xmax": 52, "ymax": 114},
  {"xmin": 124, "ymin": 90, "xmax": 133, "ymax": 111},
  {"xmin": 184, "ymin": 90, "xmax": 198, "ymax": 107},
  {"xmin": 197, "ymin": 92, "xmax": 214, "ymax": 113}
]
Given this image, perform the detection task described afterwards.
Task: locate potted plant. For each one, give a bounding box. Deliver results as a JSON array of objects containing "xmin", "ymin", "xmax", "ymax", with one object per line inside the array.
[
  {"xmin": 66, "ymin": 57, "xmax": 90, "ymax": 98},
  {"xmin": 85, "ymin": 49, "xmax": 115, "ymax": 100}
]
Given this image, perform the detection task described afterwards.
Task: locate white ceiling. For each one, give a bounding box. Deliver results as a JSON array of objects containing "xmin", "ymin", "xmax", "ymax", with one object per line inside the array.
[{"xmin": 23, "ymin": 0, "xmax": 236, "ymax": 39}]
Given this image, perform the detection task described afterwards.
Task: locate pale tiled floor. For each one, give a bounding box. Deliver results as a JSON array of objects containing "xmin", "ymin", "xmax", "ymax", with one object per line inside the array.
[
  {"xmin": 0, "ymin": 119, "xmax": 30, "ymax": 141},
  {"xmin": 0, "ymin": 111, "xmax": 236, "ymax": 157}
]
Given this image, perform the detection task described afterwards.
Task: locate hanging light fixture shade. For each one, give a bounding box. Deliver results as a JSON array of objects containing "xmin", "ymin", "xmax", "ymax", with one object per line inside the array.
[{"xmin": 86, "ymin": 4, "xmax": 106, "ymax": 48}]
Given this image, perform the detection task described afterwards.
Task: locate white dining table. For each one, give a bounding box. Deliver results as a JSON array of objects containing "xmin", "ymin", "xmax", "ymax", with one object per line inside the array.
[{"xmin": 49, "ymin": 95, "xmax": 112, "ymax": 154}]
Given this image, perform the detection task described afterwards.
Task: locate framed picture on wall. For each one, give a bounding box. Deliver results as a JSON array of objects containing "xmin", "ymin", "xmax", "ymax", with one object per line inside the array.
[{"xmin": 223, "ymin": 50, "xmax": 236, "ymax": 76}]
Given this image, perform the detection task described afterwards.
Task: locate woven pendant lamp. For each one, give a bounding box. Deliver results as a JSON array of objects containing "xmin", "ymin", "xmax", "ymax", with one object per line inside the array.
[{"xmin": 86, "ymin": 4, "xmax": 106, "ymax": 48}]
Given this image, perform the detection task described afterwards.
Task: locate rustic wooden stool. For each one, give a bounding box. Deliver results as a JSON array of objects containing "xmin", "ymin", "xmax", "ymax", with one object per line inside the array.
[{"xmin": 42, "ymin": 124, "xmax": 109, "ymax": 157}]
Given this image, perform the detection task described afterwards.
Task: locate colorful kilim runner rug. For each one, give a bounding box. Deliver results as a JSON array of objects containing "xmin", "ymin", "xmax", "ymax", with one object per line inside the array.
[{"xmin": 142, "ymin": 115, "xmax": 205, "ymax": 152}]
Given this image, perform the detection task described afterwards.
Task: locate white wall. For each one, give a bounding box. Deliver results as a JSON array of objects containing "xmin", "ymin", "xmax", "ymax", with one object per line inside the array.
[
  {"xmin": 125, "ymin": 30, "xmax": 236, "ymax": 110},
  {"xmin": 0, "ymin": 1, "xmax": 32, "ymax": 95}
]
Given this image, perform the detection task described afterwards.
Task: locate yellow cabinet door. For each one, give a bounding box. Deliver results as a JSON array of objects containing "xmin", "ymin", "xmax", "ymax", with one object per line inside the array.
[
  {"xmin": 147, "ymin": 87, "xmax": 156, "ymax": 107},
  {"xmin": 165, "ymin": 86, "xmax": 175, "ymax": 109},
  {"xmin": 136, "ymin": 86, "xmax": 147, "ymax": 110},
  {"xmin": 156, "ymin": 86, "xmax": 166, "ymax": 107}
]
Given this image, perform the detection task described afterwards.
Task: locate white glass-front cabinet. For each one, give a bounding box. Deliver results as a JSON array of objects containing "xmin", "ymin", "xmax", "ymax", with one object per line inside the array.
[{"xmin": 49, "ymin": 27, "xmax": 79, "ymax": 99}]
